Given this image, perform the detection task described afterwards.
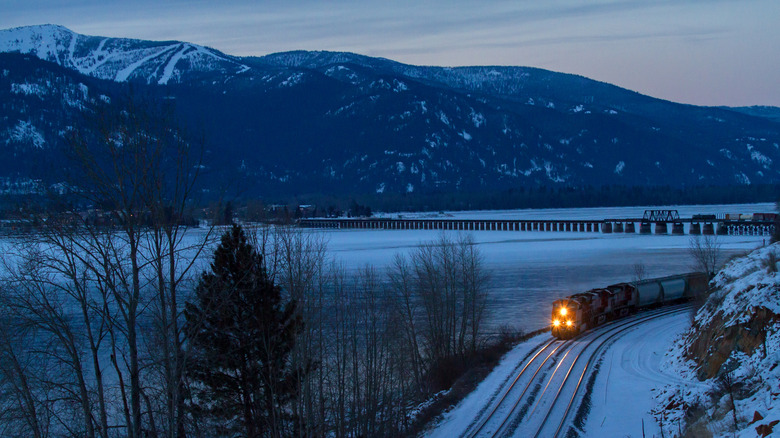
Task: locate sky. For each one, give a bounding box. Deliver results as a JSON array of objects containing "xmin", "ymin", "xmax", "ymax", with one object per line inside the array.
[{"xmin": 2, "ymin": 0, "xmax": 779, "ymax": 107}]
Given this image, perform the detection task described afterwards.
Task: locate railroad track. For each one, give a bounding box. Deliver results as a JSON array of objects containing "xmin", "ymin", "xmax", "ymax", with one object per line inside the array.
[{"xmin": 463, "ymin": 305, "xmax": 692, "ymax": 438}]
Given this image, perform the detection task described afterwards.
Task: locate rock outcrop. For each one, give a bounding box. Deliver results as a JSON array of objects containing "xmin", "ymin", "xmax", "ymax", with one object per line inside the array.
[{"xmin": 654, "ymin": 242, "xmax": 780, "ymax": 437}]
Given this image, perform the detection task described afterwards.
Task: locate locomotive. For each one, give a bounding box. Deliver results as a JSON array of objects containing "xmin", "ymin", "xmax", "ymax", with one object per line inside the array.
[{"xmin": 551, "ymin": 272, "xmax": 709, "ymax": 339}]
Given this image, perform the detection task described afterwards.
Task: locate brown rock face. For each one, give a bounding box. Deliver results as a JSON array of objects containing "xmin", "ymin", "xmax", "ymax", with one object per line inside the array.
[
  {"xmin": 686, "ymin": 306, "xmax": 779, "ymax": 380},
  {"xmin": 756, "ymin": 419, "xmax": 779, "ymax": 437}
]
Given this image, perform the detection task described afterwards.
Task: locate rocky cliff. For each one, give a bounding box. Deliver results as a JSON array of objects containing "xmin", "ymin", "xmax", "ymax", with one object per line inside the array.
[{"xmin": 653, "ymin": 243, "xmax": 780, "ymax": 437}]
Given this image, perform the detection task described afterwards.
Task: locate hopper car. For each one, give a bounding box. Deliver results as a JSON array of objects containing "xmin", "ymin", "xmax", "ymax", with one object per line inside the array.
[{"xmin": 551, "ymin": 272, "xmax": 709, "ymax": 339}]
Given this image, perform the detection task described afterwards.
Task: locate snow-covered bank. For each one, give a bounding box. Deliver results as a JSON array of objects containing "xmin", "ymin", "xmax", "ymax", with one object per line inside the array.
[
  {"xmin": 653, "ymin": 243, "xmax": 780, "ymax": 437},
  {"xmin": 584, "ymin": 312, "xmax": 704, "ymax": 437},
  {"xmin": 425, "ymin": 333, "xmax": 551, "ymax": 438},
  {"xmin": 424, "ymin": 311, "xmax": 701, "ymax": 437}
]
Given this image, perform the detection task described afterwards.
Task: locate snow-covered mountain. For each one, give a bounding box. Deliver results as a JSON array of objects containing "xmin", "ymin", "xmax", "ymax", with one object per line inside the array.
[
  {"xmin": 0, "ymin": 24, "xmax": 250, "ymax": 84},
  {"xmin": 1, "ymin": 24, "xmax": 779, "ymax": 200}
]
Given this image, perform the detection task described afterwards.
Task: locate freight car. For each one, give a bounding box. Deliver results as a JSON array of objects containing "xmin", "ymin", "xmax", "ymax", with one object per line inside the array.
[
  {"xmin": 753, "ymin": 213, "xmax": 778, "ymax": 222},
  {"xmin": 551, "ymin": 272, "xmax": 709, "ymax": 339}
]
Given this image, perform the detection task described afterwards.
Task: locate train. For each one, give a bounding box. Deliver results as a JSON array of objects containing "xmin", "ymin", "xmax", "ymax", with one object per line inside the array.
[
  {"xmin": 724, "ymin": 213, "xmax": 777, "ymax": 222},
  {"xmin": 550, "ymin": 272, "xmax": 710, "ymax": 339}
]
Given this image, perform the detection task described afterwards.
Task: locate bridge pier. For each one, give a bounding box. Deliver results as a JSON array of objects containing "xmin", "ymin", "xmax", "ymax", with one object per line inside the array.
[{"xmin": 299, "ymin": 214, "xmax": 776, "ymax": 236}]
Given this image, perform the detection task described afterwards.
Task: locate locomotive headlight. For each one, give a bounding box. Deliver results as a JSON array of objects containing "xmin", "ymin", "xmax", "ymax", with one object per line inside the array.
[
  {"xmin": 553, "ymin": 320, "xmax": 560, "ymax": 327},
  {"xmin": 559, "ymin": 308, "xmax": 568, "ymax": 316},
  {"xmin": 566, "ymin": 320, "xmax": 574, "ymax": 327}
]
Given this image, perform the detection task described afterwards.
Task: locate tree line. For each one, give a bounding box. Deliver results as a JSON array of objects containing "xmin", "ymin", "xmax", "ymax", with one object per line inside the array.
[{"xmin": 217, "ymin": 184, "xmax": 780, "ymax": 220}]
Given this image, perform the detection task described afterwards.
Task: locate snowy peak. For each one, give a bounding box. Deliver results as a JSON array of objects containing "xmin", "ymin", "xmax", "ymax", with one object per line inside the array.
[
  {"xmin": 1, "ymin": 25, "xmax": 779, "ymax": 198},
  {"xmin": 0, "ymin": 24, "xmax": 250, "ymax": 84}
]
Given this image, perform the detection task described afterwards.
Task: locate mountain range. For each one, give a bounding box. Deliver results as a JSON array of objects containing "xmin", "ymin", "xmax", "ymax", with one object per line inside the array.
[{"xmin": 1, "ymin": 24, "xmax": 778, "ymax": 201}]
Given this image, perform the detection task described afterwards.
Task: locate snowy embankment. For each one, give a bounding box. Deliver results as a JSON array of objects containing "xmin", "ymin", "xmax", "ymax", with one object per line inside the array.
[
  {"xmin": 425, "ymin": 311, "xmax": 701, "ymax": 437},
  {"xmin": 653, "ymin": 243, "xmax": 780, "ymax": 437},
  {"xmin": 425, "ymin": 333, "xmax": 551, "ymax": 438}
]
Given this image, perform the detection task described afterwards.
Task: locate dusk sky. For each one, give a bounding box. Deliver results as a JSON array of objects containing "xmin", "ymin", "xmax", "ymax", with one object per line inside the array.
[{"xmin": 2, "ymin": 0, "xmax": 778, "ymax": 107}]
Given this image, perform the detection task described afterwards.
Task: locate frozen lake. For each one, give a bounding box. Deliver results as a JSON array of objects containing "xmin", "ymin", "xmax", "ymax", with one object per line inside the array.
[
  {"xmin": 3, "ymin": 203, "xmax": 769, "ymax": 334},
  {"xmin": 321, "ymin": 202, "xmax": 772, "ymax": 332}
]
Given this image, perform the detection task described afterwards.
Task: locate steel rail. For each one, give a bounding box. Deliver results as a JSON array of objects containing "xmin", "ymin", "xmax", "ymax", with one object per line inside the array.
[
  {"xmin": 470, "ymin": 306, "xmax": 681, "ymax": 438},
  {"xmin": 533, "ymin": 305, "xmax": 691, "ymax": 438},
  {"xmin": 464, "ymin": 338, "xmax": 562, "ymax": 438}
]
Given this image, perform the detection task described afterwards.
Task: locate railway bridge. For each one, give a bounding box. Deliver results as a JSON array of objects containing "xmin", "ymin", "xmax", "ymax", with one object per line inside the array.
[{"xmin": 299, "ymin": 210, "xmax": 776, "ymax": 236}]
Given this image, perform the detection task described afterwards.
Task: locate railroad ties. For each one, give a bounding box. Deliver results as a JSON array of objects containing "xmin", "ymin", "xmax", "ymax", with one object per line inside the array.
[{"xmin": 299, "ymin": 209, "xmax": 776, "ymax": 236}]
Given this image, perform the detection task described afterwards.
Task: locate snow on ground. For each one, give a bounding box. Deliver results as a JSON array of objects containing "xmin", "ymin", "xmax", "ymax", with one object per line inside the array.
[
  {"xmin": 425, "ymin": 311, "xmax": 699, "ymax": 438},
  {"xmin": 425, "ymin": 333, "xmax": 552, "ymax": 438},
  {"xmin": 584, "ymin": 312, "xmax": 704, "ymax": 437},
  {"xmin": 650, "ymin": 243, "xmax": 780, "ymax": 438}
]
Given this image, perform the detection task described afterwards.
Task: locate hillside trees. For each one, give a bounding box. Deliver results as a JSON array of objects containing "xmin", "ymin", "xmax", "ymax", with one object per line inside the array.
[{"xmin": 184, "ymin": 224, "xmax": 304, "ymax": 437}]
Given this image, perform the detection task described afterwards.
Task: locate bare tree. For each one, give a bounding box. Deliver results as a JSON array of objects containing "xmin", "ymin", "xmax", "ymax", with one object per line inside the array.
[
  {"xmin": 456, "ymin": 234, "xmax": 489, "ymax": 355},
  {"xmin": 245, "ymin": 225, "xmax": 329, "ymax": 436},
  {"xmin": 1, "ymin": 240, "xmax": 105, "ymax": 438},
  {"xmin": 389, "ymin": 233, "xmax": 489, "ymax": 390},
  {"xmin": 632, "ymin": 262, "xmax": 647, "ymax": 283},
  {"xmin": 0, "ymin": 94, "xmax": 212, "ymax": 438},
  {"xmin": 716, "ymin": 372, "xmax": 741, "ymax": 432},
  {"xmin": 387, "ymin": 254, "xmax": 425, "ymax": 393},
  {"xmin": 689, "ymin": 235, "xmax": 722, "ymax": 276},
  {"xmin": 0, "ymin": 302, "xmax": 52, "ymax": 438}
]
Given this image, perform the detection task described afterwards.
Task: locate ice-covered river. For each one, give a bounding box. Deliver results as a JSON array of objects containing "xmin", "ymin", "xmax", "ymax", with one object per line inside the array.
[
  {"xmin": 323, "ymin": 202, "xmax": 772, "ymax": 332},
  {"xmin": 3, "ymin": 202, "xmax": 769, "ymax": 333}
]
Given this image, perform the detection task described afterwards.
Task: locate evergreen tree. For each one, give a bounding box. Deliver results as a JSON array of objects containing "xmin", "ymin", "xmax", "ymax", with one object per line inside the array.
[{"xmin": 185, "ymin": 224, "xmax": 304, "ymax": 437}]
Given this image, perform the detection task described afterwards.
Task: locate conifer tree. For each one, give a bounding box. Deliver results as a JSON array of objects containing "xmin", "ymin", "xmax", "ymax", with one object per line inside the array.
[{"xmin": 185, "ymin": 224, "xmax": 304, "ymax": 437}]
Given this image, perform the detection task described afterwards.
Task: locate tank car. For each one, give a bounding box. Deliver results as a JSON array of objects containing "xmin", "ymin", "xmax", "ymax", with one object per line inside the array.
[{"xmin": 551, "ymin": 272, "xmax": 709, "ymax": 339}]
